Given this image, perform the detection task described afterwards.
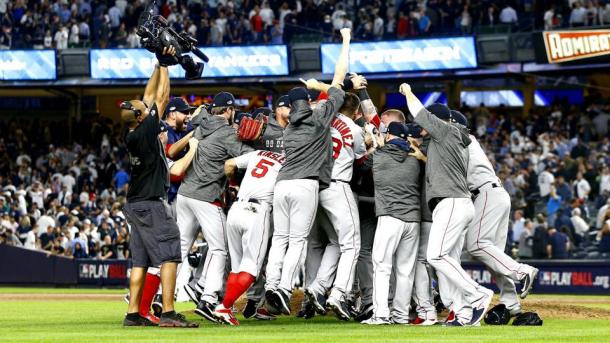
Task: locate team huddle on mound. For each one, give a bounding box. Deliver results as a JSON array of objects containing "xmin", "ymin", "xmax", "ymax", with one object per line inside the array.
[{"xmin": 120, "ymin": 30, "xmax": 541, "ymax": 329}]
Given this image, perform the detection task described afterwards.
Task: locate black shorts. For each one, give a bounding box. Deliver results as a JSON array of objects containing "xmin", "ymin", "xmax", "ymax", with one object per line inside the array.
[{"xmin": 124, "ymin": 199, "xmax": 181, "ymax": 268}]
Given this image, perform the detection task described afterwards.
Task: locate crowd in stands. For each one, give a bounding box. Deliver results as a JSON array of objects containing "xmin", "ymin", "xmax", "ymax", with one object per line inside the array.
[
  {"xmin": 1, "ymin": 0, "xmax": 610, "ymax": 50},
  {"xmin": 0, "ymin": 91, "xmax": 609, "ymax": 260}
]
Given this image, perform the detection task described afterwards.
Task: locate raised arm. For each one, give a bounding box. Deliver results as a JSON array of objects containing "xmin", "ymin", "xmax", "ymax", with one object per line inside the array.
[
  {"xmin": 352, "ymin": 73, "xmax": 380, "ymax": 128},
  {"xmin": 170, "ymin": 138, "xmax": 198, "ymax": 177},
  {"xmin": 331, "ymin": 28, "xmax": 351, "ymax": 88},
  {"xmin": 142, "ymin": 65, "xmax": 160, "ymax": 108},
  {"xmin": 399, "ymin": 83, "xmax": 425, "ymax": 119},
  {"xmin": 155, "ymin": 65, "xmax": 171, "ymax": 118}
]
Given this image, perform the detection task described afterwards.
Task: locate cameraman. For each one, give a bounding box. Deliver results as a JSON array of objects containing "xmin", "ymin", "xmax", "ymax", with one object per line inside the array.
[{"xmin": 121, "ymin": 46, "xmax": 198, "ymax": 328}]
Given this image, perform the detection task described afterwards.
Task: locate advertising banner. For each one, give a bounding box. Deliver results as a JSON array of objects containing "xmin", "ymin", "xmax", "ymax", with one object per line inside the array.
[
  {"xmin": 90, "ymin": 45, "xmax": 289, "ymax": 79},
  {"xmin": 0, "ymin": 50, "xmax": 56, "ymax": 80},
  {"xmin": 536, "ymin": 29, "xmax": 610, "ymax": 64},
  {"xmin": 76, "ymin": 259, "xmax": 129, "ymax": 286},
  {"xmin": 320, "ymin": 37, "xmax": 477, "ymax": 74}
]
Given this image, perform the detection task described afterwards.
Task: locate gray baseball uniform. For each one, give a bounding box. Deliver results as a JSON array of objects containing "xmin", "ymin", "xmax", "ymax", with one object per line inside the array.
[
  {"xmin": 414, "ymin": 108, "xmax": 490, "ymax": 323},
  {"xmin": 370, "ymin": 142, "xmax": 420, "ymax": 322},
  {"xmin": 266, "ymin": 87, "xmax": 345, "ymax": 296},
  {"xmin": 176, "ymin": 115, "xmax": 254, "ymax": 304}
]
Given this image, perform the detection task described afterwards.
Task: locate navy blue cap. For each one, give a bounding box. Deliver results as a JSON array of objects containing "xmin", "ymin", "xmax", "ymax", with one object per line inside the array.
[
  {"xmin": 426, "ymin": 103, "xmax": 451, "ymax": 120},
  {"xmin": 252, "ymin": 107, "xmax": 272, "ymax": 118},
  {"xmin": 450, "ymin": 110, "xmax": 468, "ymax": 127},
  {"xmin": 275, "ymin": 95, "xmax": 290, "ymax": 109},
  {"xmin": 405, "ymin": 123, "xmax": 422, "ymax": 138},
  {"xmin": 387, "ymin": 122, "xmax": 409, "ymax": 139},
  {"xmin": 212, "ymin": 92, "xmax": 236, "ymax": 108},
  {"xmin": 289, "ymin": 87, "xmax": 311, "ymax": 103},
  {"xmin": 233, "ymin": 111, "xmax": 251, "ymax": 125},
  {"xmin": 165, "ymin": 97, "xmax": 196, "ymax": 116}
]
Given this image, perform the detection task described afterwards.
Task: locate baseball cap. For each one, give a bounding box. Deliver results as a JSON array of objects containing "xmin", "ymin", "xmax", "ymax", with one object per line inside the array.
[
  {"xmin": 288, "ymin": 87, "xmax": 311, "ymax": 103},
  {"xmin": 233, "ymin": 111, "xmax": 251, "ymax": 125},
  {"xmin": 450, "ymin": 110, "xmax": 468, "ymax": 127},
  {"xmin": 212, "ymin": 92, "xmax": 236, "ymax": 108},
  {"xmin": 387, "ymin": 122, "xmax": 409, "ymax": 139},
  {"xmin": 404, "ymin": 123, "xmax": 422, "ymax": 138},
  {"xmin": 426, "ymin": 103, "xmax": 451, "ymax": 121},
  {"xmin": 252, "ymin": 107, "xmax": 272, "ymax": 118},
  {"xmin": 275, "ymin": 95, "xmax": 290, "ymax": 109},
  {"xmin": 165, "ymin": 97, "xmax": 196, "ymax": 116}
]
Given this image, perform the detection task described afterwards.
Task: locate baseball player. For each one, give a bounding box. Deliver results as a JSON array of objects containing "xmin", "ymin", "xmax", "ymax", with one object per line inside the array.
[
  {"xmin": 401, "ymin": 83, "xmax": 493, "ymax": 326},
  {"xmin": 242, "ymin": 99, "xmax": 291, "ymax": 320},
  {"xmin": 212, "ymin": 149, "xmax": 285, "ymax": 325},
  {"xmin": 305, "ymin": 91, "xmax": 367, "ymax": 320},
  {"xmin": 362, "ymin": 122, "xmax": 421, "ymax": 325},
  {"xmin": 176, "ymin": 91, "xmax": 254, "ymax": 322},
  {"xmin": 452, "ymin": 110, "xmax": 538, "ymax": 315},
  {"xmin": 265, "ymin": 28, "xmax": 351, "ymax": 315}
]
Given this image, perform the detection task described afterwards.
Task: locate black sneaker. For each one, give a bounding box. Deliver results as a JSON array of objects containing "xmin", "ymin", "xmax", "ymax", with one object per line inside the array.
[
  {"xmin": 304, "ymin": 289, "xmax": 327, "ymax": 315},
  {"xmin": 265, "ymin": 290, "xmax": 282, "ymax": 315},
  {"xmin": 270, "ymin": 290, "xmax": 291, "ymax": 315},
  {"xmin": 151, "ymin": 294, "xmax": 163, "ymax": 317},
  {"xmin": 123, "ymin": 314, "xmax": 157, "ymax": 327},
  {"xmin": 327, "ymin": 296, "xmax": 350, "ymax": 321},
  {"xmin": 297, "ymin": 302, "xmax": 316, "ymax": 319},
  {"xmin": 195, "ymin": 300, "xmax": 219, "ymax": 323},
  {"xmin": 243, "ymin": 299, "xmax": 258, "ymax": 319},
  {"xmin": 354, "ymin": 303, "xmax": 374, "ymax": 322},
  {"xmin": 184, "ymin": 284, "xmax": 202, "ymax": 304},
  {"xmin": 159, "ymin": 311, "xmax": 199, "ymax": 328}
]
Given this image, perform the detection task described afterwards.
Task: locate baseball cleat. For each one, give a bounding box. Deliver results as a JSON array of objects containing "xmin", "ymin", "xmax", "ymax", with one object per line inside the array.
[
  {"xmin": 213, "ymin": 305, "xmax": 240, "ymax": 326},
  {"xmin": 470, "ymin": 288, "xmax": 494, "ymax": 326},
  {"xmin": 354, "ymin": 303, "xmax": 374, "ymax": 322},
  {"xmin": 194, "ymin": 300, "xmax": 219, "ymax": 323},
  {"xmin": 391, "ymin": 317, "xmax": 409, "ymax": 325},
  {"xmin": 243, "ymin": 299, "xmax": 258, "ymax": 319},
  {"xmin": 123, "ymin": 314, "xmax": 157, "ymax": 327},
  {"xmin": 265, "ymin": 290, "xmax": 282, "ymax": 315},
  {"xmin": 272, "ymin": 290, "xmax": 291, "ymax": 315},
  {"xmin": 304, "ymin": 289, "xmax": 327, "ymax": 315},
  {"xmin": 361, "ymin": 317, "xmax": 391, "ymax": 325},
  {"xmin": 445, "ymin": 311, "xmax": 455, "ymax": 323},
  {"xmin": 520, "ymin": 268, "xmax": 539, "ymax": 299},
  {"xmin": 159, "ymin": 311, "xmax": 199, "ymax": 328},
  {"xmin": 151, "ymin": 294, "xmax": 163, "ymax": 317},
  {"xmin": 327, "ymin": 296, "xmax": 350, "ymax": 321},
  {"xmin": 445, "ymin": 318, "xmax": 466, "ymax": 327},
  {"xmin": 141, "ymin": 311, "xmax": 160, "ymax": 325},
  {"xmin": 410, "ymin": 317, "xmax": 438, "ymax": 326},
  {"xmin": 297, "ymin": 302, "xmax": 316, "ymax": 319},
  {"xmin": 183, "ymin": 284, "xmax": 201, "ymax": 304},
  {"xmin": 254, "ymin": 307, "xmax": 277, "ymax": 320}
]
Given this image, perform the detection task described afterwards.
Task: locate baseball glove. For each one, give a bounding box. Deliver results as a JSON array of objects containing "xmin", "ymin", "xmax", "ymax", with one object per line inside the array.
[
  {"xmin": 484, "ymin": 304, "xmax": 511, "ymax": 325},
  {"xmin": 237, "ymin": 114, "xmax": 268, "ymax": 141},
  {"xmin": 512, "ymin": 312, "xmax": 543, "ymax": 326}
]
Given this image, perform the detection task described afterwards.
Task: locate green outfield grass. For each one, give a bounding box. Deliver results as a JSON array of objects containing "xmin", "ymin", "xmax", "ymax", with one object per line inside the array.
[{"xmin": 0, "ymin": 288, "xmax": 609, "ymax": 343}]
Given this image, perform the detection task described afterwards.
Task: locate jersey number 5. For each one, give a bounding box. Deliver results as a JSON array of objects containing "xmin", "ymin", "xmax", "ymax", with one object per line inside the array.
[
  {"xmin": 332, "ymin": 137, "xmax": 342, "ymax": 159},
  {"xmin": 251, "ymin": 159, "xmax": 274, "ymax": 178}
]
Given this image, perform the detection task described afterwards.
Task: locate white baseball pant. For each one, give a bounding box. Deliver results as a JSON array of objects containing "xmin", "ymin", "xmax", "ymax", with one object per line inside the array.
[
  {"xmin": 371, "ymin": 216, "xmax": 419, "ymax": 321},
  {"xmin": 427, "ymin": 197, "xmax": 489, "ymax": 322},
  {"xmin": 437, "ymin": 228, "xmax": 467, "ymax": 318},
  {"xmin": 175, "ymin": 194, "xmax": 227, "ymax": 304},
  {"xmin": 355, "ymin": 215, "xmax": 376, "ymax": 307},
  {"xmin": 466, "ymin": 186, "xmax": 533, "ymax": 312},
  {"xmin": 226, "ymin": 200, "xmax": 271, "ymax": 276},
  {"xmin": 305, "ymin": 210, "xmax": 339, "ymax": 292},
  {"xmin": 266, "ymin": 179, "xmax": 319, "ymax": 294},
  {"xmin": 413, "ymin": 221, "xmax": 437, "ymax": 321}
]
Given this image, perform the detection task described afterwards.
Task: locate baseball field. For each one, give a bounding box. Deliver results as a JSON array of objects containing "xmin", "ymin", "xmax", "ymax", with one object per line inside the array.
[{"xmin": 1, "ymin": 288, "xmax": 609, "ymax": 343}]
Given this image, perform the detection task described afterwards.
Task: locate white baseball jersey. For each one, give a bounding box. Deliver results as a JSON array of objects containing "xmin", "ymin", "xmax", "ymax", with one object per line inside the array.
[
  {"xmin": 330, "ymin": 114, "xmax": 366, "ymax": 182},
  {"xmin": 234, "ymin": 150, "xmax": 285, "ymax": 205},
  {"xmin": 467, "ymin": 135, "xmax": 501, "ymax": 191}
]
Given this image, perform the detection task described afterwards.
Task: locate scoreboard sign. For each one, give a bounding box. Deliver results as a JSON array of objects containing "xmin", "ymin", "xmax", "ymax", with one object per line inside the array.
[
  {"xmin": 0, "ymin": 50, "xmax": 56, "ymax": 80},
  {"xmin": 539, "ymin": 29, "xmax": 610, "ymax": 64}
]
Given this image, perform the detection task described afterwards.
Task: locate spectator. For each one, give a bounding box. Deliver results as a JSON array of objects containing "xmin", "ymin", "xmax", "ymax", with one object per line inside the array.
[
  {"xmin": 547, "ymin": 226, "xmax": 570, "ymax": 259},
  {"xmin": 250, "ymin": 5, "xmax": 264, "ymax": 43},
  {"xmin": 43, "ymin": 30, "xmax": 53, "ymax": 48},
  {"xmin": 570, "ymin": 207, "xmax": 589, "ymax": 246},
  {"xmin": 69, "ymin": 19, "xmax": 79, "ymax": 48},
  {"xmin": 597, "ymin": 221, "xmax": 610, "ymax": 253},
  {"xmin": 418, "ymin": 7, "xmax": 432, "ymax": 35},
  {"xmin": 373, "ymin": 12, "xmax": 384, "ymax": 40},
  {"xmin": 39, "ymin": 225, "xmax": 55, "ymax": 251},
  {"xmin": 547, "ymin": 186, "xmax": 562, "ymax": 227},
  {"xmin": 555, "ymin": 175, "xmax": 573, "ymax": 204},
  {"xmin": 574, "ymin": 172, "xmax": 591, "ymax": 202},
  {"xmin": 459, "ymin": 4, "xmax": 472, "ymax": 34},
  {"xmin": 570, "ymin": 2, "xmax": 587, "ymax": 27},
  {"xmin": 518, "ymin": 219, "xmax": 534, "ymax": 259},
  {"xmin": 543, "ymin": 5, "xmax": 555, "ymax": 30},
  {"xmin": 24, "ymin": 225, "xmax": 38, "ymax": 250},
  {"xmin": 53, "ymin": 24, "xmax": 68, "ymax": 50},
  {"xmin": 532, "ymin": 214, "xmax": 548, "ymax": 259},
  {"xmin": 538, "ymin": 165, "xmax": 555, "ymax": 199},
  {"xmin": 512, "ymin": 210, "xmax": 525, "ymax": 243},
  {"xmin": 600, "ymin": 166, "xmax": 610, "ymax": 196},
  {"xmin": 126, "ymin": 27, "xmax": 140, "ymax": 48},
  {"xmin": 72, "ymin": 242, "xmax": 88, "ymax": 258},
  {"xmin": 270, "ymin": 20, "xmax": 283, "ymax": 44},
  {"xmin": 597, "ymin": 199, "xmax": 610, "ymax": 230},
  {"xmin": 481, "ymin": 4, "xmax": 499, "ymax": 26},
  {"xmin": 499, "ymin": 3, "xmax": 518, "ymax": 25},
  {"xmin": 99, "ymin": 235, "xmax": 117, "ymax": 260}
]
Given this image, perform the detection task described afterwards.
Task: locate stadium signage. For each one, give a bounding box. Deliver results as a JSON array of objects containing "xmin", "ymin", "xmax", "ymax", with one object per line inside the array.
[
  {"xmin": 90, "ymin": 45, "xmax": 289, "ymax": 79},
  {"xmin": 0, "ymin": 50, "xmax": 57, "ymax": 80},
  {"xmin": 320, "ymin": 37, "xmax": 477, "ymax": 74},
  {"xmin": 543, "ymin": 29, "xmax": 610, "ymax": 63}
]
